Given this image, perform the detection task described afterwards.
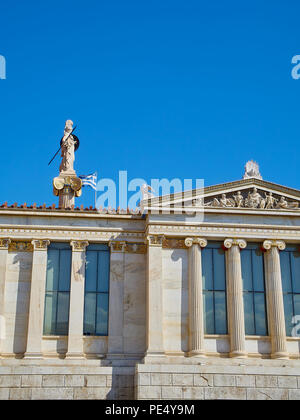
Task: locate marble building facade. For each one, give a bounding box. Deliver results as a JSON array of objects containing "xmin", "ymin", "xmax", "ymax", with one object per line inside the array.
[{"xmin": 1, "ymin": 175, "xmax": 300, "ymax": 400}]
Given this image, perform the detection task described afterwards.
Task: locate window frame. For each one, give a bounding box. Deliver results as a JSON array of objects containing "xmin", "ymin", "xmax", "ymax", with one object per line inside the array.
[
  {"xmin": 241, "ymin": 243, "xmax": 268, "ymax": 336},
  {"xmin": 83, "ymin": 243, "xmax": 110, "ymax": 336},
  {"xmin": 43, "ymin": 242, "xmax": 72, "ymax": 336},
  {"xmin": 280, "ymin": 245, "xmax": 300, "ymax": 337},
  {"xmin": 202, "ymin": 242, "xmax": 228, "ymax": 335}
]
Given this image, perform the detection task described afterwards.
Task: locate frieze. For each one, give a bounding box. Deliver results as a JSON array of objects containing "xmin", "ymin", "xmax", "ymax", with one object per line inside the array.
[
  {"xmin": 148, "ymin": 224, "xmax": 300, "ymax": 240},
  {"xmin": 109, "ymin": 241, "xmax": 146, "ymax": 253},
  {"xmin": 125, "ymin": 242, "xmax": 147, "ymax": 254},
  {"xmin": 8, "ymin": 241, "xmax": 33, "ymax": 252},
  {"xmin": 0, "ymin": 238, "xmax": 10, "ymax": 250},
  {"xmin": 162, "ymin": 238, "xmax": 188, "ymax": 249},
  {"xmin": 193, "ymin": 188, "xmax": 299, "ymax": 210}
]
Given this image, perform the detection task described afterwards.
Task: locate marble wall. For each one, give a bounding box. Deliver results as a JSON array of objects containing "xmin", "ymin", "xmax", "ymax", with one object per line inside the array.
[
  {"xmin": 2, "ymin": 252, "xmax": 32, "ymax": 356},
  {"xmin": 162, "ymin": 248, "xmax": 188, "ymax": 354}
]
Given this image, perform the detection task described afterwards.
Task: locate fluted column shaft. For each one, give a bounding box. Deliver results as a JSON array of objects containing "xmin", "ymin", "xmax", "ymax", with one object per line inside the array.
[
  {"xmin": 224, "ymin": 238, "xmax": 247, "ymax": 358},
  {"xmin": 66, "ymin": 240, "xmax": 89, "ymax": 359},
  {"xmin": 185, "ymin": 237, "xmax": 207, "ymax": 356},
  {"xmin": 24, "ymin": 240, "xmax": 50, "ymax": 358},
  {"xmin": 263, "ymin": 240, "xmax": 288, "ymax": 359}
]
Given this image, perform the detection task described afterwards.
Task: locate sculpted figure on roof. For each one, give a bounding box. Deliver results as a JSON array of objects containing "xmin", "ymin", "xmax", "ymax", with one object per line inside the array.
[{"xmin": 59, "ymin": 120, "xmax": 76, "ymax": 174}]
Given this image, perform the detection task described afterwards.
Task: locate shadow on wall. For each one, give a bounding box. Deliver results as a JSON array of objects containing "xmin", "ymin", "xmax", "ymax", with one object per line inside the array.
[{"xmin": 106, "ymin": 367, "xmax": 135, "ymax": 400}]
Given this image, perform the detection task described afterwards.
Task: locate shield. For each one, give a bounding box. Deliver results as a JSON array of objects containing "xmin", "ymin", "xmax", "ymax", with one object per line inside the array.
[{"xmin": 60, "ymin": 134, "xmax": 80, "ymax": 151}]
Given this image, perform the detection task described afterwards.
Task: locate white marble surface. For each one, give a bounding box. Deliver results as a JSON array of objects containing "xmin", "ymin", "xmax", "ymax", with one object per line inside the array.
[
  {"xmin": 2, "ymin": 252, "xmax": 32, "ymax": 355},
  {"xmin": 162, "ymin": 249, "xmax": 188, "ymax": 353}
]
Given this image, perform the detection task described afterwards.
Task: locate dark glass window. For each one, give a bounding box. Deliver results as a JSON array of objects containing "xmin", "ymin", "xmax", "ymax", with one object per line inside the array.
[
  {"xmin": 43, "ymin": 243, "xmax": 71, "ymax": 335},
  {"xmin": 83, "ymin": 244, "xmax": 110, "ymax": 336},
  {"xmin": 202, "ymin": 242, "xmax": 227, "ymax": 334},
  {"xmin": 280, "ymin": 246, "xmax": 300, "ymax": 337},
  {"xmin": 241, "ymin": 243, "xmax": 268, "ymax": 336}
]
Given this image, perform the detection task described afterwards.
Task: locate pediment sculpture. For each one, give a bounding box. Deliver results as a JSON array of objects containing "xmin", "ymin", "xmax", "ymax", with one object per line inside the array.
[{"xmin": 202, "ymin": 188, "xmax": 299, "ymax": 210}]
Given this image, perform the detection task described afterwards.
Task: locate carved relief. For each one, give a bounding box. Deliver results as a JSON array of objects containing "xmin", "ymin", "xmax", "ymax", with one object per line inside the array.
[
  {"xmin": 0, "ymin": 238, "xmax": 10, "ymax": 250},
  {"xmin": 109, "ymin": 240, "xmax": 146, "ymax": 253},
  {"xmin": 125, "ymin": 242, "xmax": 147, "ymax": 254},
  {"xmin": 162, "ymin": 238, "xmax": 188, "ymax": 249},
  {"xmin": 8, "ymin": 241, "xmax": 33, "ymax": 252},
  {"xmin": 203, "ymin": 188, "xmax": 299, "ymax": 210}
]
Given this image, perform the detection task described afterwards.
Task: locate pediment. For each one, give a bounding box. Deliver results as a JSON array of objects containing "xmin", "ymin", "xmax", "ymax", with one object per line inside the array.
[{"xmin": 142, "ymin": 178, "xmax": 300, "ymax": 212}]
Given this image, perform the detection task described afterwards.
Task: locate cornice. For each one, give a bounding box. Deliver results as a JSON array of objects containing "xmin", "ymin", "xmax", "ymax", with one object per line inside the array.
[
  {"xmin": 0, "ymin": 225, "xmax": 145, "ymax": 242},
  {"xmin": 143, "ymin": 178, "xmax": 300, "ymax": 208},
  {"xmin": 144, "ymin": 206, "xmax": 300, "ymax": 217},
  {"xmin": 147, "ymin": 223, "xmax": 300, "ymax": 242},
  {"xmin": 0, "ymin": 208, "xmax": 143, "ymax": 220}
]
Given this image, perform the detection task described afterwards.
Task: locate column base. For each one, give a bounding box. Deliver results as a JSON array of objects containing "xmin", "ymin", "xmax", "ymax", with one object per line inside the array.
[
  {"xmin": 1, "ymin": 353, "xmax": 22, "ymax": 359},
  {"xmin": 229, "ymin": 350, "xmax": 248, "ymax": 359},
  {"xmin": 23, "ymin": 352, "xmax": 44, "ymax": 359},
  {"xmin": 65, "ymin": 352, "xmax": 85, "ymax": 360},
  {"xmin": 271, "ymin": 352, "xmax": 289, "ymax": 360},
  {"xmin": 143, "ymin": 351, "xmax": 166, "ymax": 364},
  {"xmin": 188, "ymin": 350, "xmax": 207, "ymax": 358}
]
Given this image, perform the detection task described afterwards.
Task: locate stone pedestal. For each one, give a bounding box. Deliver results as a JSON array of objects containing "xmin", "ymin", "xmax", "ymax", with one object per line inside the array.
[
  {"xmin": 224, "ymin": 238, "xmax": 247, "ymax": 358},
  {"xmin": 263, "ymin": 240, "xmax": 288, "ymax": 360},
  {"xmin": 53, "ymin": 175, "xmax": 82, "ymax": 209},
  {"xmin": 59, "ymin": 185, "xmax": 75, "ymax": 208},
  {"xmin": 24, "ymin": 240, "xmax": 50, "ymax": 359},
  {"xmin": 185, "ymin": 237, "xmax": 207, "ymax": 357},
  {"xmin": 66, "ymin": 241, "xmax": 89, "ymax": 359}
]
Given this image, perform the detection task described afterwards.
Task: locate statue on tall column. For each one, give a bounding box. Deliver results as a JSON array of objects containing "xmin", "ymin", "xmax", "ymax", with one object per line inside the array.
[{"xmin": 53, "ymin": 120, "xmax": 82, "ymax": 208}]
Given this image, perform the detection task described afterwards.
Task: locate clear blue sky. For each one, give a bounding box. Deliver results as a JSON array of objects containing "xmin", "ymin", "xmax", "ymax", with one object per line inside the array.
[{"xmin": 0, "ymin": 0, "xmax": 299, "ymax": 208}]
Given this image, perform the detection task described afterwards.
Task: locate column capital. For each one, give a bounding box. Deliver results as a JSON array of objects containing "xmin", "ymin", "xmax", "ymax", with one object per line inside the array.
[
  {"xmin": 109, "ymin": 240, "xmax": 126, "ymax": 253},
  {"xmin": 263, "ymin": 240, "xmax": 286, "ymax": 251},
  {"xmin": 224, "ymin": 238, "xmax": 247, "ymax": 250},
  {"xmin": 70, "ymin": 240, "xmax": 89, "ymax": 252},
  {"xmin": 184, "ymin": 237, "xmax": 207, "ymax": 248},
  {"xmin": 31, "ymin": 239, "xmax": 50, "ymax": 251},
  {"xmin": 0, "ymin": 238, "xmax": 11, "ymax": 250},
  {"xmin": 146, "ymin": 235, "xmax": 165, "ymax": 247}
]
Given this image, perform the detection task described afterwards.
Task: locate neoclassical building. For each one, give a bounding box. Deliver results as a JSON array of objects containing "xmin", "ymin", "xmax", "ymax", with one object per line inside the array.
[{"xmin": 1, "ymin": 144, "xmax": 300, "ymax": 399}]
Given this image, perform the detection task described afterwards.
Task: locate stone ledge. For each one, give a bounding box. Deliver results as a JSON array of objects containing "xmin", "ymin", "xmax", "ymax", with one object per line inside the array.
[{"xmin": 135, "ymin": 361, "xmax": 300, "ymax": 376}]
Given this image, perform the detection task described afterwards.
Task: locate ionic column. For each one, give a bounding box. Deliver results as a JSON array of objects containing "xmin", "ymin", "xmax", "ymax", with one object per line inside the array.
[
  {"xmin": 0, "ymin": 239, "xmax": 10, "ymax": 357},
  {"xmin": 224, "ymin": 238, "xmax": 247, "ymax": 358},
  {"xmin": 66, "ymin": 240, "xmax": 89, "ymax": 359},
  {"xmin": 107, "ymin": 241, "xmax": 126, "ymax": 358},
  {"xmin": 24, "ymin": 240, "xmax": 50, "ymax": 358},
  {"xmin": 144, "ymin": 235, "xmax": 165, "ymax": 359},
  {"xmin": 185, "ymin": 237, "xmax": 207, "ymax": 357},
  {"xmin": 263, "ymin": 240, "xmax": 288, "ymax": 359}
]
